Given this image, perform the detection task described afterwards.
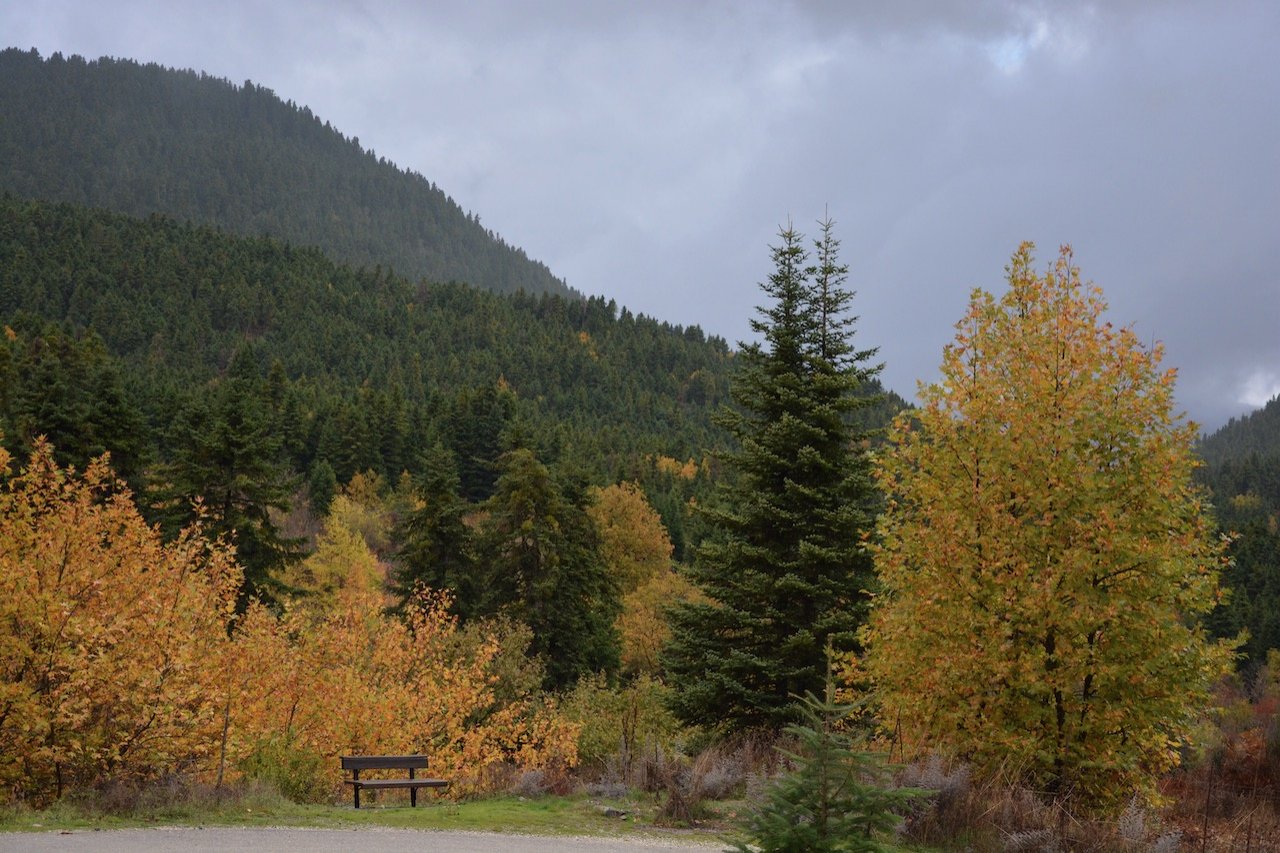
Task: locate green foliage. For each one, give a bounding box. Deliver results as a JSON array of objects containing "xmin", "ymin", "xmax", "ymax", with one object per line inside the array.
[
  {"xmin": 560, "ymin": 674, "xmax": 685, "ymax": 770},
  {"xmin": 306, "ymin": 458, "xmax": 337, "ymax": 516},
  {"xmin": 445, "ymin": 616, "xmax": 546, "ymax": 713},
  {"xmin": 0, "ymin": 320, "xmax": 147, "ymax": 484},
  {"xmin": 1208, "ymin": 522, "xmax": 1280, "ymax": 668},
  {"xmin": 0, "ymin": 47, "xmax": 570, "ymax": 299},
  {"xmin": 1197, "ymin": 395, "xmax": 1280, "ymax": 670},
  {"xmin": 664, "ymin": 221, "xmax": 886, "ymax": 732},
  {"xmin": 730, "ymin": 689, "xmax": 921, "ymax": 853},
  {"xmin": 237, "ymin": 734, "xmax": 331, "ymax": 804},
  {"xmin": 1198, "ymin": 393, "xmax": 1280, "ymax": 472},
  {"xmin": 443, "ymin": 384, "xmax": 516, "ymax": 503},
  {"xmin": 153, "ymin": 348, "xmax": 303, "ymax": 606},
  {"xmin": 392, "ymin": 443, "xmax": 477, "ymax": 616},
  {"xmin": 477, "ymin": 450, "xmax": 621, "ymax": 689},
  {"xmin": 0, "ymin": 193, "xmax": 748, "ymax": 491}
]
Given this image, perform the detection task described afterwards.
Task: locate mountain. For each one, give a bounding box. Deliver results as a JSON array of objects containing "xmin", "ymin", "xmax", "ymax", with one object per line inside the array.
[
  {"xmin": 1198, "ymin": 395, "xmax": 1280, "ymax": 471},
  {"xmin": 0, "ymin": 194, "xmax": 907, "ymax": 555},
  {"xmin": 0, "ymin": 47, "xmax": 572, "ymax": 299},
  {"xmin": 1196, "ymin": 395, "xmax": 1280, "ymax": 669},
  {"xmin": 0, "ymin": 48, "xmax": 910, "ymax": 560},
  {"xmin": 1198, "ymin": 394, "xmax": 1280, "ymax": 525},
  {"xmin": 0, "ymin": 193, "xmax": 732, "ymax": 467}
]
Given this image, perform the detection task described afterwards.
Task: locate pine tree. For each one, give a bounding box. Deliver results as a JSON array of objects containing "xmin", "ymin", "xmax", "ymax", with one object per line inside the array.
[
  {"xmin": 155, "ymin": 348, "xmax": 303, "ymax": 608},
  {"xmin": 731, "ymin": 681, "xmax": 922, "ymax": 853},
  {"xmin": 477, "ymin": 448, "xmax": 620, "ymax": 689},
  {"xmin": 664, "ymin": 221, "xmax": 882, "ymax": 731},
  {"xmin": 391, "ymin": 442, "xmax": 477, "ymax": 617}
]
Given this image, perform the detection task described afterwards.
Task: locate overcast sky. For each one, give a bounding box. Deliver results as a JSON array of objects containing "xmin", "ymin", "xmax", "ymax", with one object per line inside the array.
[{"xmin": 5, "ymin": 1, "xmax": 1277, "ymax": 430}]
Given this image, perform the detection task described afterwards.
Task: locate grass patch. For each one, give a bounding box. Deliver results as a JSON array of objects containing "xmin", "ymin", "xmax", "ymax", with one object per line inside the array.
[{"xmin": 0, "ymin": 786, "xmax": 719, "ymax": 843}]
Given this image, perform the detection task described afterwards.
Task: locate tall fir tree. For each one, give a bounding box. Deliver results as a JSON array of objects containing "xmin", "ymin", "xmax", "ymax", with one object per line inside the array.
[
  {"xmin": 663, "ymin": 221, "xmax": 883, "ymax": 731},
  {"xmin": 154, "ymin": 347, "xmax": 303, "ymax": 608},
  {"xmin": 391, "ymin": 442, "xmax": 477, "ymax": 617},
  {"xmin": 477, "ymin": 448, "xmax": 620, "ymax": 689}
]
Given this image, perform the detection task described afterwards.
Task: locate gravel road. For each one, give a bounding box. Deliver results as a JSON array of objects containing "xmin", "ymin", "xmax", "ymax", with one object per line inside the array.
[{"xmin": 0, "ymin": 827, "xmax": 724, "ymax": 852}]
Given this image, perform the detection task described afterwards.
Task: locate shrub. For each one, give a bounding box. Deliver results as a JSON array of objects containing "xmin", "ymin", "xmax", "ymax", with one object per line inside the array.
[
  {"xmin": 561, "ymin": 674, "xmax": 684, "ymax": 775},
  {"xmin": 237, "ymin": 734, "xmax": 331, "ymax": 803},
  {"xmin": 0, "ymin": 442, "xmax": 238, "ymax": 805},
  {"xmin": 730, "ymin": 690, "xmax": 924, "ymax": 852}
]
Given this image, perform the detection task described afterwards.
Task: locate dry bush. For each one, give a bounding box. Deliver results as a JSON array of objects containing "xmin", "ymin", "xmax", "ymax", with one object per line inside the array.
[
  {"xmin": 650, "ymin": 730, "xmax": 789, "ymax": 827},
  {"xmin": 583, "ymin": 780, "xmax": 630, "ymax": 799},
  {"xmin": 71, "ymin": 774, "xmax": 288, "ymax": 817},
  {"xmin": 891, "ymin": 754, "xmax": 1223, "ymax": 852},
  {"xmin": 1155, "ymin": 663, "xmax": 1280, "ymax": 851},
  {"xmin": 637, "ymin": 740, "xmax": 683, "ymax": 795}
]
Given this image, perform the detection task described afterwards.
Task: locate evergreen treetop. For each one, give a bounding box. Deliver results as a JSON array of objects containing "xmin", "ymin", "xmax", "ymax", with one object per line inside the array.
[{"xmin": 664, "ymin": 220, "xmax": 883, "ymax": 732}]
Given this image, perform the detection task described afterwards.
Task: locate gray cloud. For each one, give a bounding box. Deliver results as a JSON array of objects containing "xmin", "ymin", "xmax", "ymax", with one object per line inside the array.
[{"xmin": 3, "ymin": 0, "xmax": 1276, "ymax": 428}]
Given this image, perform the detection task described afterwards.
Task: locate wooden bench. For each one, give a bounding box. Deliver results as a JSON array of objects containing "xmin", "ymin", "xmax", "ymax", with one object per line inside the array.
[{"xmin": 340, "ymin": 755, "xmax": 449, "ymax": 808}]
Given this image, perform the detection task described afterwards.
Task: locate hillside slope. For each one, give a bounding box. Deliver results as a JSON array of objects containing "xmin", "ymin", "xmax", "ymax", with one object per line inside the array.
[
  {"xmin": 0, "ymin": 193, "xmax": 734, "ymax": 471},
  {"xmin": 0, "ymin": 47, "xmax": 572, "ymax": 298},
  {"xmin": 1196, "ymin": 396, "xmax": 1280, "ymax": 667}
]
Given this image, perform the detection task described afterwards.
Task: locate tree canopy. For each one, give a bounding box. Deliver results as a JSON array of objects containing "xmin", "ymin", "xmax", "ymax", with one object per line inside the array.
[{"xmin": 865, "ymin": 243, "xmax": 1235, "ymax": 809}]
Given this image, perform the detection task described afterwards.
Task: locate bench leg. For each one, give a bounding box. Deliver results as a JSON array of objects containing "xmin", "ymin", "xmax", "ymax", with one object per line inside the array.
[
  {"xmin": 410, "ymin": 767, "xmax": 417, "ymax": 807},
  {"xmin": 354, "ymin": 784, "xmax": 360, "ymax": 809}
]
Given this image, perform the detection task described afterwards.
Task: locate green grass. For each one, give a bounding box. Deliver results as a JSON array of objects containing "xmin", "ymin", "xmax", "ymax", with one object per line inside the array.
[
  {"xmin": 0, "ymin": 788, "xmax": 721, "ymax": 843},
  {"xmin": 0, "ymin": 794, "xmax": 935, "ymax": 850}
]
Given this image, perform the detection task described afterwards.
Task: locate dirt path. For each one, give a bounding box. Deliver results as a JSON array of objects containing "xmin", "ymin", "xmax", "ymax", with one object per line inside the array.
[{"xmin": 0, "ymin": 826, "xmax": 723, "ymax": 852}]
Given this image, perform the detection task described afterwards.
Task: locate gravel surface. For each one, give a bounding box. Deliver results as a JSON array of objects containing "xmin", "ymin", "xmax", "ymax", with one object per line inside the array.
[{"xmin": 0, "ymin": 826, "xmax": 724, "ymax": 852}]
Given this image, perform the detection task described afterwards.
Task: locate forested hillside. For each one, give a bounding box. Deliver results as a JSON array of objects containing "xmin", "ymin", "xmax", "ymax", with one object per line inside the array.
[
  {"xmin": 1199, "ymin": 394, "xmax": 1280, "ymax": 507},
  {"xmin": 0, "ymin": 48, "xmax": 571, "ymax": 298},
  {"xmin": 0, "ymin": 194, "xmax": 906, "ymax": 552},
  {"xmin": 0, "ymin": 197, "xmax": 693, "ymax": 486},
  {"xmin": 1197, "ymin": 394, "xmax": 1280, "ymax": 665}
]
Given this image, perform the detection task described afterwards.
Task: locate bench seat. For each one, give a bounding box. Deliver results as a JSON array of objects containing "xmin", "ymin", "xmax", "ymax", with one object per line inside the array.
[
  {"xmin": 341, "ymin": 754, "xmax": 449, "ymax": 808},
  {"xmin": 344, "ymin": 778, "xmax": 449, "ymax": 790}
]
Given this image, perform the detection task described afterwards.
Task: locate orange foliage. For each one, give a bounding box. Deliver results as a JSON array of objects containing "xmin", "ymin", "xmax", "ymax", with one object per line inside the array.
[
  {"xmin": 0, "ymin": 440, "xmax": 239, "ymax": 804},
  {"xmin": 652, "ymin": 455, "xmax": 699, "ymax": 481},
  {"xmin": 223, "ymin": 586, "xmax": 578, "ymax": 798},
  {"xmin": 0, "ymin": 442, "xmax": 577, "ymax": 805},
  {"xmin": 616, "ymin": 570, "xmax": 704, "ymax": 677},
  {"xmin": 587, "ymin": 482, "xmax": 699, "ymax": 677},
  {"xmin": 587, "ymin": 482, "xmax": 673, "ymax": 593}
]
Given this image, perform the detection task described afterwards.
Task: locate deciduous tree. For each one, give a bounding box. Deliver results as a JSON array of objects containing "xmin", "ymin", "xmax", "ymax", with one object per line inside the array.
[
  {"xmin": 0, "ymin": 440, "xmax": 238, "ymax": 804},
  {"xmin": 587, "ymin": 481, "xmax": 673, "ymax": 594},
  {"xmin": 864, "ymin": 243, "xmax": 1234, "ymax": 808}
]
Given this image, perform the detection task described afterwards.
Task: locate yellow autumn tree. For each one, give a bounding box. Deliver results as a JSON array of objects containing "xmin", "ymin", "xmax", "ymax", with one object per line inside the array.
[
  {"xmin": 277, "ymin": 500, "xmax": 385, "ymax": 615},
  {"xmin": 588, "ymin": 482, "xmax": 673, "ymax": 593},
  {"xmin": 225, "ymin": 586, "xmax": 578, "ymax": 799},
  {"xmin": 0, "ymin": 440, "xmax": 239, "ymax": 804},
  {"xmin": 587, "ymin": 482, "xmax": 702, "ymax": 676},
  {"xmin": 616, "ymin": 569, "xmax": 704, "ymax": 676},
  {"xmin": 864, "ymin": 244, "xmax": 1234, "ymax": 810}
]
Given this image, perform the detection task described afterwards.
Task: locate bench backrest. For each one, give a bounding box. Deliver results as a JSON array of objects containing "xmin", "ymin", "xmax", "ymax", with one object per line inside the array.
[{"xmin": 341, "ymin": 755, "xmax": 429, "ymax": 771}]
